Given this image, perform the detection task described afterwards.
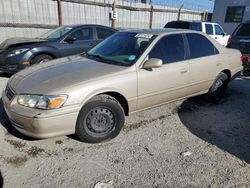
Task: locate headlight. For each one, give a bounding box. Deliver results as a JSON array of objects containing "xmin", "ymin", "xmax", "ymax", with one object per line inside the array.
[
  {"xmin": 17, "ymin": 95, "xmax": 68, "ymax": 109},
  {"xmin": 7, "ymin": 48, "xmax": 29, "ymax": 57}
]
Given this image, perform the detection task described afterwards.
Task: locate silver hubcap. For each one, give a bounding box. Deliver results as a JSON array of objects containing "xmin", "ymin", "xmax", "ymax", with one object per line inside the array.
[
  {"xmin": 39, "ymin": 59, "xmax": 50, "ymax": 64},
  {"xmin": 85, "ymin": 107, "xmax": 115, "ymax": 136},
  {"xmin": 212, "ymin": 79, "xmax": 223, "ymax": 92}
]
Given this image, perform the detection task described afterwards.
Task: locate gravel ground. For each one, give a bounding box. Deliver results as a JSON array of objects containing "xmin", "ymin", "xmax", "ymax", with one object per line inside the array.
[{"xmin": 0, "ymin": 74, "xmax": 250, "ymax": 188}]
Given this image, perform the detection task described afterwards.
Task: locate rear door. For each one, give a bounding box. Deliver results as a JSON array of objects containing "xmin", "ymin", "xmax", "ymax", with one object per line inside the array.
[
  {"xmin": 185, "ymin": 33, "xmax": 221, "ymax": 95},
  {"xmin": 137, "ymin": 34, "xmax": 190, "ymax": 109}
]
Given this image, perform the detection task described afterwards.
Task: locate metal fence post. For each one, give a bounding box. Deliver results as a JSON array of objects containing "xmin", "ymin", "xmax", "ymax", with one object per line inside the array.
[
  {"xmin": 57, "ymin": 0, "xmax": 63, "ymax": 26},
  {"xmin": 177, "ymin": 4, "xmax": 184, "ymax": 21},
  {"xmin": 149, "ymin": 5, "xmax": 153, "ymax": 29},
  {"xmin": 111, "ymin": 2, "xmax": 116, "ymax": 28}
]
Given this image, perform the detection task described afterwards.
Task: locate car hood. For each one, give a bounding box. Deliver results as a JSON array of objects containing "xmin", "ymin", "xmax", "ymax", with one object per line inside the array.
[
  {"xmin": 8, "ymin": 55, "xmax": 129, "ymax": 94},
  {"xmin": 0, "ymin": 37, "xmax": 47, "ymax": 50}
]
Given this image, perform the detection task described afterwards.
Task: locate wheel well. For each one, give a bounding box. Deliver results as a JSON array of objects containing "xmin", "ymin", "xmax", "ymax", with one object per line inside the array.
[
  {"xmin": 221, "ymin": 69, "xmax": 231, "ymax": 82},
  {"xmin": 100, "ymin": 92, "xmax": 129, "ymax": 116},
  {"xmin": 31, "ymin": 52, "xmax": 56, "ymax": 62}
]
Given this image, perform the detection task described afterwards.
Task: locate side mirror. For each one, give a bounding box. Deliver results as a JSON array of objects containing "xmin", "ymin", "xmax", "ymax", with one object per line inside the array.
[
  {"xmin": 65, "ymin": 36, "xmax": 76, "ymax": 43},
  {"xmin": 143, "ymin": 58, "xmax": 163, "ymax": 69},
  {"xmin": 222, "ymin": 32, "xmax": 227, "ymax": 37}
]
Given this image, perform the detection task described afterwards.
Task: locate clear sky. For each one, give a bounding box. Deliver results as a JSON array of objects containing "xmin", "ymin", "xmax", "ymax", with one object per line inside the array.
[{"xmin": 142, "ymin": 0, "xmax": 215, "ymax": 12}]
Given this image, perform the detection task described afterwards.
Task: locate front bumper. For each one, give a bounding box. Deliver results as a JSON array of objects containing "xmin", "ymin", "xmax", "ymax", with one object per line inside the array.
[
  {"xmin": 0, "ymin": 50, "xmax": 31, "ymax": 73},
  {"xmin": 2, "ymin": 89, "xmax": 80, "ymax": 139}
]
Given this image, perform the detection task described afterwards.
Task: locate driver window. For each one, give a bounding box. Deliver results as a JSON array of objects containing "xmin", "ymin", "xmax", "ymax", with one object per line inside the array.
[
  {"xmin": 215, "ymin": 25, "xmax": 224, "ymax": 35},
  {"xmin": 148, "ymin": 34, "xmax": 185, "ymax": 64},
  {"xmin": 68, "ymin": 28, "xmax": 93, "ymax": 41}
]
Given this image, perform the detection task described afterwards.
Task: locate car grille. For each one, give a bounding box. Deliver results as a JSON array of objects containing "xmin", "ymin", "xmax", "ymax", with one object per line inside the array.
[{"xmin": 5, "ymin": 85, "xmax": 16, "ymax": 101}]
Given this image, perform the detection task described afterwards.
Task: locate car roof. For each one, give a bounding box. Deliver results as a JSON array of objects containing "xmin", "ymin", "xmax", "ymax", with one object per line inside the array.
[
  {"xmin": 120, "ymin": 28, "xmax": 190, "ymax": 35},
  {"xmin": 167, "ymin": 20, "xmax": 217, "ymax": 24},
  {"xmin": 63, "ymin": 24, "xmax": 117, "ymax": 30}
]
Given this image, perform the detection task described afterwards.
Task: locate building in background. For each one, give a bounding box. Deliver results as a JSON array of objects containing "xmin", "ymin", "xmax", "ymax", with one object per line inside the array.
[{"xmin": 212, "ymin": 0, "xmax": 250, "ymax": 34}]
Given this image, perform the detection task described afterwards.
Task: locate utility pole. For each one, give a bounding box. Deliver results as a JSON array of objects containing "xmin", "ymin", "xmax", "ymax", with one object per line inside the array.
[{"xmin": 57, "ymin": 0, "xmax": 62, "ymax": 26}]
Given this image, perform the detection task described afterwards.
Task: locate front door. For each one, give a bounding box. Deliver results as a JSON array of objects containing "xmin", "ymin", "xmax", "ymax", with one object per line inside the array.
[
  {"xmin": 137, "ymin": 34, "xmax": 190, "ymax": 110},
  {"xmin": 58, "ymin": 27, "xmax": 97, "ymax": 57}
]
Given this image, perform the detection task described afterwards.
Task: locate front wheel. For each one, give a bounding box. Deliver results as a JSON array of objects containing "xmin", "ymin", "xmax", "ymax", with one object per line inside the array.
[
  {"xmin": 76, "ymin": 95, "xmax": 125, "ymax": 143},
  {"xmin": 207, "ymin": 72, "xmax": 228, "ymax": 103},
  {"xmin": 31, "ymin": 54, "xmax": 53, "ymax": 65}
]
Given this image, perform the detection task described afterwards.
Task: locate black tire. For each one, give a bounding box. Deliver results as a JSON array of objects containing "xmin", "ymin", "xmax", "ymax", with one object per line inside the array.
[
  {"xmin": 76, "ymin": 95, "xmax": 125, "ymax": 143},
  {"xmin": 31, "ymin": 54, "xmax": 53, "ymax": 65},
  {"xmin": 207, "ymin": 72, "xmax": 228, "ymax": 103}
]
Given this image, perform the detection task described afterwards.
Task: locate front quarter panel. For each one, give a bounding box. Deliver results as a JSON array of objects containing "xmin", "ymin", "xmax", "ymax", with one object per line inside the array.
[{"xmin": 60, "ymin": 65, "xmax": 138, "ymax": 113}]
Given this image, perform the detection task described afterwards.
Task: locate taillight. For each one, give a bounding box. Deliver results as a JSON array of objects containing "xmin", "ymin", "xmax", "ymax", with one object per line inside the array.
[
  {"xmin": 241, "ymin": 55, "xmax": 250, "ymax": 62},
  {"xmin": 227, "ymin": 36, "xmax": 233, "ymax": 47}
]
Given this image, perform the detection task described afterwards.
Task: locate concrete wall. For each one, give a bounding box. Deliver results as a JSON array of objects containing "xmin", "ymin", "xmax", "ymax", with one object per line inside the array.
[
  {"xmin": 0, "ymin": 0, "xmax": 202, "ymax": 43},
  {"xmin": 212, "ymin": 0, "xmax": 250, "ymax": 34}
]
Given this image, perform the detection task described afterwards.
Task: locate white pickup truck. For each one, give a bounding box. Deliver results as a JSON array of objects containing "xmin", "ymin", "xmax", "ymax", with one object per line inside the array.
[{"xmin": 164, "ymin": 21, "xmax": 230, "ymax": 46}]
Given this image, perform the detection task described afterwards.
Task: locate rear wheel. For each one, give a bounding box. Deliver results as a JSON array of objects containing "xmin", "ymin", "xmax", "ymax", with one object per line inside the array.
[
  {"xmin": 31, "ymin": 54, "xmax": 53, "ymax": 65},
  {"xmin": 207, "ymin": 72, "xmax": 228, "ymax": 103},
  {"xmin": 76, "ymin": 95, "xmax": 125, "ymax": 143}
]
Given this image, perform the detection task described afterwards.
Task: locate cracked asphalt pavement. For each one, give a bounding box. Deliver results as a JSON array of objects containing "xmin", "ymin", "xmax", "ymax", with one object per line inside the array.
[{"xmin": 0, "ymin": 74, "xmax": 250, "ymax": 188}]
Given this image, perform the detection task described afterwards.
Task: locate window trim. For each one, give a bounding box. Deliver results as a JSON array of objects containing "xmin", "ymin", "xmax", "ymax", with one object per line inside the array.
[
  {"xmin": 225, "ymin": 6, "xmax": 245, "ymax": 23},
  {"xmin": 184, "ymin": 33, "xmax": 219, "ymax": 60}
]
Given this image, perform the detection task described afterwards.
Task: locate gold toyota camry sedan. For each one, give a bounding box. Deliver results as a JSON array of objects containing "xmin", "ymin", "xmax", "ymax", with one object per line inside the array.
[{"xmin": 2, "ymin": 29, "xmax": 243, "ymax": 143}]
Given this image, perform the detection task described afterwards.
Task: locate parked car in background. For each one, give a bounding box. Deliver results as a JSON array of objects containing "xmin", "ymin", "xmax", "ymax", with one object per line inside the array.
[
  {"xmin": 164, "ymin": 21, "xmax": 230, "ymax": 46},
  {"xmin": 0, "ymin": 24, "xmax": 117, "ymax": 73},
  {"xmin": 3, "ymin": 29, "xmax": 242, "ymax": 143},
  {"xmin": 227, "ymin": 20, "xmax": 250, "ymax": 54}
]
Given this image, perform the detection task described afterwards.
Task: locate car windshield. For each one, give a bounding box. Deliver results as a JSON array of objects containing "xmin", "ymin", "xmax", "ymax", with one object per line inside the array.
[
  {"xmin": 86, "ymin": 32, "xmax": 156, "ymax": 66},
  {"xmin": 235, "ymin": 24, "xmax": 250, "ymax": 37},
  {"xmin": 39, "ymin": 26, "xmax": 73, "ymax": 40}
]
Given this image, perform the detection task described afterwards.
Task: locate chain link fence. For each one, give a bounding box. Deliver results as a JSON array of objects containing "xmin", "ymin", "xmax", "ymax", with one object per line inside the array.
[{"xmin": 0, "ymin": 0, "xmax": 205, "ymax": 43}]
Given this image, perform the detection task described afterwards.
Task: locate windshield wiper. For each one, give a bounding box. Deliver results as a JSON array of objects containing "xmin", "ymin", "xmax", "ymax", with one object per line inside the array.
[{"xmin": 86, "ymin": 53, "xmax": 111, "ymax": 64}]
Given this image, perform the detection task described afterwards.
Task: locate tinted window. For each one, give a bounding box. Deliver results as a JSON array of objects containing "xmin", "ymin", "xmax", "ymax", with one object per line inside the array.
[
  {"xmin": 149, "ymin": 34, "xmax": 185, "ymax": 64},
  {"xmin": 97, "ymin": 28, "xmax": 115, "ymax": 39},
  {"xmin": 205, "ymin": 24, "xmax": 213, "ymax": 35},
  {"xmin": 190, "ymin": 23, "xmax": 202, "ymax": 31},
  {"xmin": 215, "ymin": 25, "xmax": 224, "ymax": 35},
  {"xmin": 88, "ymin": 32, "xmax": 155, "ymax": 66},
  {"xmin": 235, "ymin": 24, "xmax": 250, "ymax": 37},
  {"xmin": 225, "ymin": 6, "xmax": 245, "ymax": 23},
  {"xmin": 186, "ymin": 33, "xmax": 219, "ymax": 59},
  {"xmin": 164, "ymin": 21, "xmax": 190, "ymax": 29},
  {"xmin": 40, "ymin": 26, "xmax": 73, "ymax": 40},
  {"xmin": 69, "ymin": 28, "xmax": 93, "ymax": 41}
]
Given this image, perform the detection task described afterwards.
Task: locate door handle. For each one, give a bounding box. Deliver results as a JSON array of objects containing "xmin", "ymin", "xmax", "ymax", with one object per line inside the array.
[
  {"xmin": 180, "ymin": 69, "xmax": 188, "ymax": 74},
  {"xmin": 216, "ymin": 62, "xmax": 222, "ymax": 66}
]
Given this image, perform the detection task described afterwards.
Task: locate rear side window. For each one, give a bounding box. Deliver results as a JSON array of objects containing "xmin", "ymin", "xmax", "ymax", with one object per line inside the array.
[
  {"xmin": 149, "ymin": 34, "xmax": 185, "ymax": 64},
  {"xmin": 96, "ymin": 28, "xmax": 115, "ymax": 39},
  {"xmin": 215, "ymin": 25, "xmax": 224, "ymax": 35},
  {"xmin": 205, "ymin": 24, "xmax": 213, "ymax": 35},
  {"xmin": 186, "ymin": 33, "xmax": 219, "ymax": 59},
  {"xmin": 190, "ymin": 23, "xmax": 202, "ymax": 31},
  {"xmin": 235, "ymin": 24, "xmax": 250, "ymax": 37}
]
